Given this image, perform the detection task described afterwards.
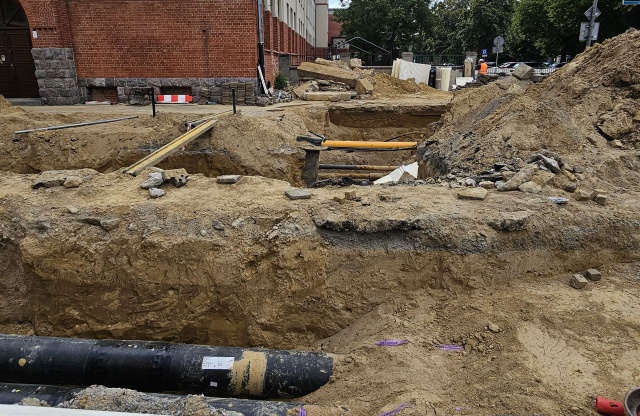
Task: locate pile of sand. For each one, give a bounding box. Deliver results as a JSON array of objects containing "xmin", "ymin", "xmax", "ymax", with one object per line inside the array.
[
  {"xmin": 367, "ymin": 72, "xmax": 451, "ymax": 99},
  {"xmin": 418, "ymin": 29, "xmax": 640, "ymax": 190}
]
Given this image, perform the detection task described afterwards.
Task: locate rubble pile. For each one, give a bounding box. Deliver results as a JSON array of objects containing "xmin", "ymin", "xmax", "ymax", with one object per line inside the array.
[
  {"xmin": 294, "ymin": 58, "xmax": 447, "ymax": 101},
  {"xmin": 418, "ymin": 29, "xmax": 640, "ymax": 196}
]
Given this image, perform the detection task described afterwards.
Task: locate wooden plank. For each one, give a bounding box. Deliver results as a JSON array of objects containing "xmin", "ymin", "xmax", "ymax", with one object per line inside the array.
[{"xmin": 123, "ymin": 118, "xmax": 219, "ymax": 176}]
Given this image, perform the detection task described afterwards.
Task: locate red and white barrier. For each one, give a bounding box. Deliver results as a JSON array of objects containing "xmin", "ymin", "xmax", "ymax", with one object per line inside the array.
[{"xmin": 155, "ymin": 95, "xmax": 193, "ymax": 104}]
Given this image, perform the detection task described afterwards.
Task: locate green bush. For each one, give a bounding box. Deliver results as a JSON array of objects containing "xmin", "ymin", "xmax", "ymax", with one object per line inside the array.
[{"xmin": 274, "ymin": 73, "xmax": 288, "ymax": 90}]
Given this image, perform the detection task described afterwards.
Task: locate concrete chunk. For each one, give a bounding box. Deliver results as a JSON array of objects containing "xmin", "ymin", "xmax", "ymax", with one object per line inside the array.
[
  {"xmin": 217, "ymin": 175, "xmax": 242, "ymax": 184},
  {"xmin": 140, "ymin": 172, "xmax": 164, "ymax": 189},
  {"xmin": 355, "ymin": 78, "xmax": 374, "ymax": 95},
  {"xmin": 149, "ymin": 188, "xmax": 165, "ymax": 198},
  {"xmin": 574, "ymin": 189, "xmax": 591, "ymax": 201},
  {"xmin": 518, "ymin": 181, "xmax": 541, "ymax": 194},
  {"xmin": 497, "ymin": 165, "xmax": 535, "ymax": 191},
  {"xmin": 457, "ymin": 187, "xmax": 488, "ymax": 200},
  {"xmin": 297, "ymin": 62, "xmax": 359, "ymax": 88},
  {"xmin": 569, "ymin": 274, "xmax": 588, "ymax": 289},
  {"xmin": 594, "ymin": 194, "xmax": 608, "ymax": 206},
  {"xmin": 302, "ymin": 91, "xmax": 351, "ymax": 102},
  {"xmin": 512, "ymin": 64, "xmax": 534, "ymax": 80},
  {"xmin": 285, "ymin": 189, "xmax": 312, "ymax": 200},
  {"xmin": 585, "ymin": 268, "xmax": 601, "ymax": 281}
]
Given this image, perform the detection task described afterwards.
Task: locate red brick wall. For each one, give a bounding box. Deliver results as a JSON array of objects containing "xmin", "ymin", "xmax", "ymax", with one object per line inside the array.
[
  {"xmin": 64, "ymin": 0, "xmax": 259, "ymax": 79},
  {"xmin": 20, "ymin": 0, "xmax": 72, "ymax": 48},
  {"xmin": 20, "ymin": 0, "xmax": 313, "ymax": 83},
  {"xmin": 328, "ymin": 12, "xmax": 342, "ymax": 43}
]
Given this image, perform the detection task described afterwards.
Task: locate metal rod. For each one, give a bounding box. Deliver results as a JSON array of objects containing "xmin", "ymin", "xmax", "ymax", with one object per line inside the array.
[
  {"xmin": 232, "ymin": 88, "xmax": 237, "ymax": 114},
  {"xmin": 319, "ymin": 164, "xmax": 397, "ymax": 171},
  {"xmin": 322, "ymin": 140, "xmax": 417, "ymax": 149},
  {"xmin": 586, "ymin": 0, "xmax": 599, "ymax": 47},
  {"xmin": 150, "ymin": 88, "xmax": 156, "ymax": 118},
  {"xmin": 318, "ymin": 173, "xmax": 385, "ymax": 180},
  {"xmin": 15, "ymin": 116, "xmax": 139, "ymax": 134}
]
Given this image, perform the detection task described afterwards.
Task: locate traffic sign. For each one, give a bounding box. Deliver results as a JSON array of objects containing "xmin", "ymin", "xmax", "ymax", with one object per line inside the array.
[
  {"xmin": 493, "ymin": 36, "xmax": 505, "ymax": 48},
  {"xmin": 579, "ymin": 22, "xmax": 600, "ymax": 41},
  {"xmin": 481, "ymin": 49, "xmax": 488, "ymax": 57},
  {"xmin": 622, "ymin": 0, "xmax": 640, "ymax": 4},
  {"xmin": 585, "ymin": 5, "xmax": 601, "ymax": 18},
  {"xmin": 492, "ymin": 46, "xmax": 504, "ymax": 54}
]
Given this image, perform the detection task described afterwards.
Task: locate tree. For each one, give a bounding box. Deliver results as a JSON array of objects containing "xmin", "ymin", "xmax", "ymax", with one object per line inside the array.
[
  {"xmin": 428, "ymin": 0, "xmax": 515, "ymax": 56},
  {"xmin": 508, "ymin": 0, "xmax": 554, "ymax": 59},
  {"xmin": 459, "ymin": 0, "xmax": 516, "ymax": 55},
  {"xmin": 428, "ymin": 0, "xmax": 470, "ymax": 54},
  {"xmin": 509, "ymin": 0, "xmax": 640, "ymax": 59},
  {"xmin": 334, "ymin": 0, "xmax": 435, "ymax": 53}
]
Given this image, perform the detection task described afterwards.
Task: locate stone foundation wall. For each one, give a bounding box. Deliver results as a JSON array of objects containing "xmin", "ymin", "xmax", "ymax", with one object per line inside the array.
[
  {"xmin": 79, "ymin": 77, "xmax": 259, "ymax": 104},
  {"xmin": 32, "ymin": 48, "xmax": 85, "ymax": 105}
]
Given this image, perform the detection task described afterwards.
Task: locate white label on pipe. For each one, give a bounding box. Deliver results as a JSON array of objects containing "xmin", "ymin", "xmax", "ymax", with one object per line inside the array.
[{"xmin": 201, "ymin": 356, "xmax": 235, "ymax": 370}]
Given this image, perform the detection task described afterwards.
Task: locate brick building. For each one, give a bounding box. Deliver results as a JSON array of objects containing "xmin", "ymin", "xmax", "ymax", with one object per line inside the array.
[{"xmin": 0, "ymin": 0, "xmax": 328, "ymax": 104}]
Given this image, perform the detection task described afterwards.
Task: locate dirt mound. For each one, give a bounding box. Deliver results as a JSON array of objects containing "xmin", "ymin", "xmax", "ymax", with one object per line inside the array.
[
  {"xmin": 418, "ymin": 29, "xmax": 640, "ymax": 193},
  {"xmin": 368, "ymin": 72, "xmax": 451, "ymax": 99},
  {"xmin": 0, "ymin": 95, "xmax": 15, "ymax": 109},
  {"xmin": 198, "ymin": 112, "xmax": 309, "ymax": 184}
]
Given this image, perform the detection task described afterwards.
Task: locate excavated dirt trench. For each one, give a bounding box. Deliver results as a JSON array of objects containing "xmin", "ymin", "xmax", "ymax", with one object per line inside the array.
[{"xmin": 0, "ymin": 101, "xmax": 448, "ymax": 186}]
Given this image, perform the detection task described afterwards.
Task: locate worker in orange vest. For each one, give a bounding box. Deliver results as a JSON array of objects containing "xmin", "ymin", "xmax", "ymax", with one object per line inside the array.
[{"xmin": 478, "ymin": 58, "xmax": 488, "ymax": 75}]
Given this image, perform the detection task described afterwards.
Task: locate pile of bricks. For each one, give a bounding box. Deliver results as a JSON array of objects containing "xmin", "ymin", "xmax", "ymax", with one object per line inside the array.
[{"xmin": 221, "ymin": 82, "xmax": 256, "ymax": 105}]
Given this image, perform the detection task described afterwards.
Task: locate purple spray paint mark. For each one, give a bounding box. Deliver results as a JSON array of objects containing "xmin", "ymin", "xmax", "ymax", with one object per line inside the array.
[
  {"xmin": 379, "ymin": 403, "xmax": 412, "ymax": 416},
  {"xmin": 436, "ymin": 344, "xmax": 464, "ymax": 351},
  {"xmin": 299, "ymin": 407, "xmax": 307, "ymax": 416},
  {"xmin": 375, "ymin": 340, "xmax": 408, "ymax": 347}
]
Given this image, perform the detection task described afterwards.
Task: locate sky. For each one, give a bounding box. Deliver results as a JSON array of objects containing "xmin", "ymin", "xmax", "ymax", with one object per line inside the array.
[{"xmin": 328, "ymin": 0, "xmax": 344, "ymax": 8}]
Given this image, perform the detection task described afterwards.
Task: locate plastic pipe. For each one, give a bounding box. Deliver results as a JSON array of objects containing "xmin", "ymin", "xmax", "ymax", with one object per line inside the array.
[{"xmin": 0, "ymin": 334, "xmax": 333, "ymax": 399}]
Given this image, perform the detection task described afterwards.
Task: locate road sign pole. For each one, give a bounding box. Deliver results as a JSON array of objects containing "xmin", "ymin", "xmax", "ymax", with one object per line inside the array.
[{"xmin": 586, "ymin": 0, "xmax": 599, "ymax": 47}]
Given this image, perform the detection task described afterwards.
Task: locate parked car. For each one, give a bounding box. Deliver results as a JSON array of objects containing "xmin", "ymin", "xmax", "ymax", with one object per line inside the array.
[
  {"xmin": 498, "ymin": 62, "xmax": 518, "ymax": 68},
  {"xmin": 513, "ymin": 61, "xmax": 550, "ymax": 69},
  {"xmin": 549, "ymin": 62, "xmax": 568, "ymax": 69}
]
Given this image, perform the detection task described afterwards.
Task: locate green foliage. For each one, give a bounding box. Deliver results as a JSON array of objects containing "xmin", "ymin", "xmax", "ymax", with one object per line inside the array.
[
  {"xmin": 274, "ymin": 73, "xmax": 288, "ymax": 90},
  {"xmin": 509, "ymin": 0, "xmax": 640, "ymax": 59},
  {"xmin": 338, "ymin": 0, "xmax": 640, "ymax": 60},
  {"xmin": 334, "ymin": 0, "xmax": 435, "ymax": 53}
]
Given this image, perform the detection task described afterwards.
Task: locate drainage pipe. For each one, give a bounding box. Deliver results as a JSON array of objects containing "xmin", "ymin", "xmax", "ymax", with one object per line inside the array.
[
  {"xmin": 0, "ymin": 383, "xmax": 347, "ymax": 416},
  {"xmin": 0, "ymin": 335, "xmax": 333, "ymax": 399}
]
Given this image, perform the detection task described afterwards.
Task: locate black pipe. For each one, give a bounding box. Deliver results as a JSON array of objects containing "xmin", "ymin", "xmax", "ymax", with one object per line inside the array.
[
  {"xmin": 232, "ymin": 88, "xmax": 237, "ymax": 114},
  {"xmin": 256, "ymin": 0, "xmax": 266, "ymax": 94},
  {"xmin": 0, "ymin": 383, "xmax": 334, "ymax": 416},
  {"xmin": 0, "ymin": 383, "xmax": 80, "ymax": 407},
  {"xmin": 0, "ymin": 335, "xmax": 333, "ymax": 399},
  {"xmin": 150, "ymin": 87, "xmax": 156, "ymax": 118}
]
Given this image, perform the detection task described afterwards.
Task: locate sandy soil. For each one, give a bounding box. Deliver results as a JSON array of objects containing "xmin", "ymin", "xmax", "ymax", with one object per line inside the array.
[{"xmin": 0, "ymin": 29, "xmax": 639, "ymax": 416}]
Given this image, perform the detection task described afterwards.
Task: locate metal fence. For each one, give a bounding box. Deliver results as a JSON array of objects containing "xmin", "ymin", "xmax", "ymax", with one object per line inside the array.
[
  {"xmin": 413, "ymin": 54, "xmax": 466, "ymax": 66},
  {"xmin": 487, "ymin": 67, "xmax": 556, "ymax": 75},
  {"xmin": 291, "ymin": 52, "xmax": 393, "ymax": 67}
]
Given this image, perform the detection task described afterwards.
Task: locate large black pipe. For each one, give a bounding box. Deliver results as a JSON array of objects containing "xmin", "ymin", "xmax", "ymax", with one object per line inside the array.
[
  {"xmin": 0, "ymin": 335, "xmax": 333, "ymax": 399},
  {"xmin": 0, "ymin": 383, "xmax": 336, "ymax": 416}
]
